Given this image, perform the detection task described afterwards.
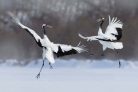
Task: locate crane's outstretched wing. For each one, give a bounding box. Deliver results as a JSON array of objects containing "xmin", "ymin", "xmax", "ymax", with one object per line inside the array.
[
  {"xmin": 79, "ymin": 33, "xmax": 121, "ymax": 42},
  {"xmin": 105, "ymin": 16, "xmax": 123, "ymax": 41},
  {"xmin": 78, "ymin": 34, "xmax": 98, "ymax": 41},
  {"xmin": 9, "ymin": 13, "xmax": 43, "ymax": 47},
  {"xmin": 51, "ymin": 42, "xmax": 86, "ymax": 57}
]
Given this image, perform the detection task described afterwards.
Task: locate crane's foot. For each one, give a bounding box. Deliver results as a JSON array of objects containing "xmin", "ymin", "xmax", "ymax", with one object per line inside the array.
[
  {"xmin": 36, "ymin": 73, "xmax": 41, "ymax": 79},
  {"xmin": 119, "ymin": 61, "xmax": 121, "ymax": 68},
  {"xmin": 49, "ymin": 63, "xmax": 53, "ymax": 69}
]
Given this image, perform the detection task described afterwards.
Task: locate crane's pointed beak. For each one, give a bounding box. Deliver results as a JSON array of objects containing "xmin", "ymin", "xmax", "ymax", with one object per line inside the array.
[
  {"xmin": 47, "ymin": 25, "xmax": 53, "ymax": 28},
  {"xmin": 42, "ymin": 24, "xmax": 53, "ymax": 29},
  {"xmin": 97, "ymin": 19, "xmax": 101, "ymax": 22},
  {"xmin": 97, "ymin": 17, "xmax": 105, "ymax": 22}
]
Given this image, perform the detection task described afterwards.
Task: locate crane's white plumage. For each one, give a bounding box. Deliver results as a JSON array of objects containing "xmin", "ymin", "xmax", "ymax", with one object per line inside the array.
[
  {"xmin": 104, "ymin": 16, "xmax": 123, "ymax": 40},
  {"xmin": 9, "ymin": 12, "xmax": 43, "ymax": 47},
  {"xmin": 9, "ymin": 13, "xmax": 86, "ymax": 78},
  {"xmin": 99, "ymin": 41, "xmax": 123, "ymax": 51},
  {"xmin": 43, "ymin": 47, "xmax": 55, "ymax": 64}
]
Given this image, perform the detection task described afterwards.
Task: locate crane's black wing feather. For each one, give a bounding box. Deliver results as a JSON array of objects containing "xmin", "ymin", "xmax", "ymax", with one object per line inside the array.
[{"xmin": 54, "ymin": 46, "xmax": 78, "ymax": 57}]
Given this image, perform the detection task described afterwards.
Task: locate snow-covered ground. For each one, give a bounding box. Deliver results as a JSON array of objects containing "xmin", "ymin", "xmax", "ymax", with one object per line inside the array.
[{"xmin": 0, "ymin": 59, "xmax": 138, "ymax": 92}]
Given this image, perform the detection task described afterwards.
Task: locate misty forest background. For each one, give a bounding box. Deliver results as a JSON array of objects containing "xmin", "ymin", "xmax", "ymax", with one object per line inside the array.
[{"xmin": 0, "ymin": 0, "xmax": 138, "ymax": 64}]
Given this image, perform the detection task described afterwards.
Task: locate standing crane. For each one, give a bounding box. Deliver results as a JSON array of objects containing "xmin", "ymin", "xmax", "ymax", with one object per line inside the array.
[{"xmin": 79, "ymin": 16, "xmax": 123, "ymax": 68}]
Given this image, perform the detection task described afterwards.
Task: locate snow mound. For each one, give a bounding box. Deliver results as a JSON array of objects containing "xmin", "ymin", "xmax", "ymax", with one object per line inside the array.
[{"xmin": 1, "ymin": 59, "xmax": 137, "ymax": 69}]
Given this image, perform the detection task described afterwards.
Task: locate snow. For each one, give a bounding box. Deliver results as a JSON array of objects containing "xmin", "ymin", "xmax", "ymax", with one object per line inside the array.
[{"xmin": 0, "ymin": 59, "xmax": 138, "ymax": 92}]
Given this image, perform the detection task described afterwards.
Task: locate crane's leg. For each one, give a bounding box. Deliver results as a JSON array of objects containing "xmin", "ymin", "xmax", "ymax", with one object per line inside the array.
[
  {"xmin": 49, "ymin": 62, "xmax": 53, "ymax": 69},
  {"xmin": 119, "ymin": 60, "xmax": 121, "ymax": 68},
  {"xmin": 36, "ymin": 59, "xmax": 45, "ymax": 79},
  {"xmin": 115, "ymin": 50, "xmax": 121, "ymax": 68}
]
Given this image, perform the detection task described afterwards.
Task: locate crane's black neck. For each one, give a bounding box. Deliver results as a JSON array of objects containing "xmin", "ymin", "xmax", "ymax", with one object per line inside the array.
[
  {"xmin": 43, "ymin": 26, "xmax": 46, "ymax": 35},
  {"xmin": 100, "ymin": 20, "xmax": 104, "ymax": 29}
]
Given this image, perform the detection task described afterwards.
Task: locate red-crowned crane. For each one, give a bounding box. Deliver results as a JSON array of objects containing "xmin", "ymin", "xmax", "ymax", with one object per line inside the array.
[
  {"xmin": 9, "ymin": 13, "xmax": 86, "ymax": 78},
  {"xmin": 79, "ymin": 16, "xmax": 123, "ymax": 68}
]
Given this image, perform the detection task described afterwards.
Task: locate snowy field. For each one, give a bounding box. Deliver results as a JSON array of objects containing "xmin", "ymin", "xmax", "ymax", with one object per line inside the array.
[{"xmin": 0, "ymin": 59, "xmax": 138, "ymax": 92}]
